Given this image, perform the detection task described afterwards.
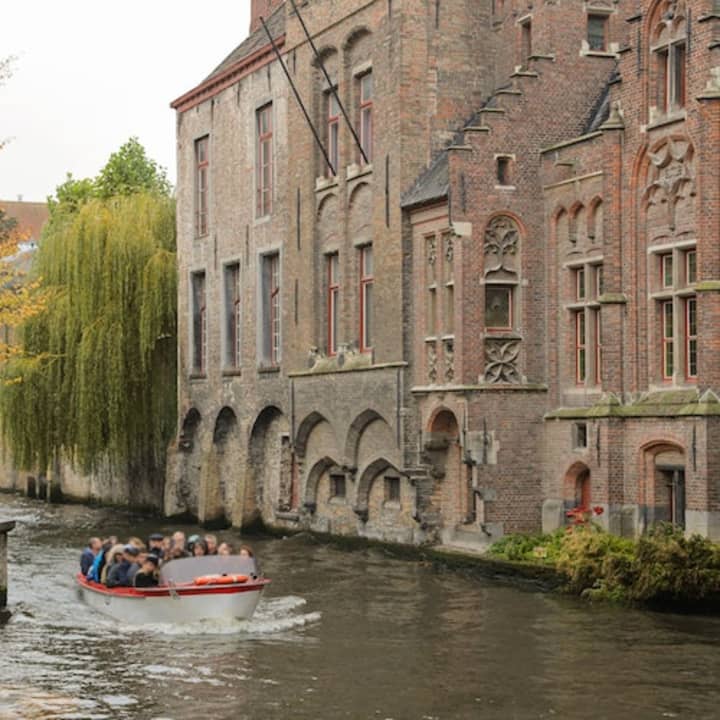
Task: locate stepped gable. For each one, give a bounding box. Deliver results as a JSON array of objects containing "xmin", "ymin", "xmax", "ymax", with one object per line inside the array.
[
  {"xmin": 204, "ymin": 3, "xmax": 285, "ymax": 83},
  {"xmin": 401, "ymin": 151, "xmax": 449, "ymax": 210},
  {"xmin": 582, "ymin": 74, "xmax": 615, "ymax": 134}
]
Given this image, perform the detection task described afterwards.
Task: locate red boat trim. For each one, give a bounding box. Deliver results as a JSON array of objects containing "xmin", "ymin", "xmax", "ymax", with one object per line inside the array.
[{"xmin": 76, "ymin": 573, "xmax": 270, "ymax": 599}]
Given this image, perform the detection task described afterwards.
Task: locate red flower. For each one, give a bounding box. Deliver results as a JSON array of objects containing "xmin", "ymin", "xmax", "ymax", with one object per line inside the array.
[{"xmin": 593, "ymin": 506, "xmax": 604, "ymax": 515}]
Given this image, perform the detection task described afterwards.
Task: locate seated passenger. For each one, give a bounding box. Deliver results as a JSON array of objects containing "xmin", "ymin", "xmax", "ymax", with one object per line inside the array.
[
  {"xmin": 80, "ymin": 537, "xmax": 102, "ymax": 575},
  {"xmin": 147, "ymin": 533, "xmax": 165, "ymax": 560},
  {"xmin": 239, "ymin": 545, "xmax": 254, "ymax": 558},
  {"xmin": 170, "ymin": 531, "xmax": 189, "ymax": 557},
  {"xmin": 100, "ymin": 543, "xmax": 125, "ymax": 584},
  {"xmin": 204, "ymin": 534, "xmax": 218, "ymax": 555},
  {"xmin": 133, "ymin": 554, "xmax": 160, "ymax": 587},
  {"xmin": 217, "ymin": 542, "xmax": 233, "ymax": 556},
  {"xmin": 126, "ymin": 551, "xmax": 146, "ymax": 586},
  {"xmin": 106, "ymin": 544, "xmax": 140, "ymax": 587},
  {"xmin": 192, "ymin": 540, "xmax": 208, "ymax": 557}
]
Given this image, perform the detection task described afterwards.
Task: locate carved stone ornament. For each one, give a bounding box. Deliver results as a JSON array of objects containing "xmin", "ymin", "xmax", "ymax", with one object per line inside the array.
[
  {"xmin": 444, "ymin": 339, "xmax": 454, "ymax": 383},
  {"xmin": 445, "ymin": 234, "xmax": 454, "ymax": 264},
  {"xmin": 643, "ymin": 138, "xmax": 695, "ymax": 231},
  {"xmin": 427, "ymin": 343, "xmax": 438, "ymax": 384},
  {"xmin": 427, "ymin": 236, "xmax": 437, "ymax": 266},
  {"xmin": 484, "ymin": 216, "xmax": 519, "ymax": 277},
  {"xmin": 484, "ymin": 339, "xmax": 521, "ymax": 384}
]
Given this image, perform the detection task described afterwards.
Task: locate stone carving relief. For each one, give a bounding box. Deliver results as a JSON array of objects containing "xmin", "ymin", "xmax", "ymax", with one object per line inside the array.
[
  {"xmin": 644, "ymin": 138, "xmax": 695, "ymax": 235},
  {"xmin": 484, "ymin": 215, "xmax": 519, "ymax": 278},
  {"xmin": 484, "ymin": 339, "xmax": 521, "ymax": 384},
  {"xmin": 443, "ymin": 338, "xmax": 454, "ymax": 383},
  {"xmin": 444, "ymin": 234, "xmax": 454, "ymax": 264},
  {"xmin": 427, "ymin": 236, "xmax": 437, "ymax": 266},
  {"xmin": 427, "ymin": 342, "xmax": 438, "ymax": 384}
]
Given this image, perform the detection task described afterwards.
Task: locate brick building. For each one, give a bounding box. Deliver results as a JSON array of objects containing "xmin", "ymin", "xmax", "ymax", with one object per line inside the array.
[{"xmin": 169, "ymin": 0, "xmax": 720, "ymax": 546}]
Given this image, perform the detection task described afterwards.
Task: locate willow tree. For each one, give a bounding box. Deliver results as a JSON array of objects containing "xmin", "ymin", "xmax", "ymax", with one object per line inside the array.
[{"xmin": 0, "ymin": 147, "xmax": 177, "ymax": 499}]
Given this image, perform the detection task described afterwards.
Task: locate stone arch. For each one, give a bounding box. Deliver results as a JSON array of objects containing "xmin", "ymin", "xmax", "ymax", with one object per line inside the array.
[
  {"xmin": 344, "ymin": 408, "xmax": 387, "ymax": 465},
  {"xmin": 638, "ymin": 440, "xmax": 686, "ymax": 530},
  {"xmin": 198, "ymin": 407, "xmax": 239, "ymax": 527},
  {"xmin": 588, "ymin": 196, "xmax": 603, "ymax": 244},
  {"xmin": 553, "ymin": 207, "xmax": 569, "ymax": 247},
  {"xmin": 348, "ymin": 182, "xmax": 372, "ymax": 245},
  {"xmin": 568, "ymin": 202, "xmax": 586, "ymax": 246},
  {"xmin": 248, "ymin": 405, "xmax": 290, "ymax": 524},
  {"xmin": 303, "ymin": 455, "xmax": 342, "ymax": 509},
  {"xmin": 646, "ymin": 0, "xmax": 687, "ymax": 44},
  {"xmin": 343, "ymin": 25, "xmax": 372, "ymax": 54},
  {"xmin": 317, "ymin": 192, "xmax": 338, "ymax": 226},
  {"xmin": 355, "ymin": 457, "xmax": 398, "ymax": 511},
  {"xmin": 168, "ymin": 408, "xmax": 203, "ymax": 518},
  {"xmin": 563, "ymin": 461, "xmax": 592, "ymax": 510},
  {"xmin": 295, "ymin": 411, "xmax": 329, "ymax": 459},
  {"xmin": 179, "ymin": 408, "xmax": 201, "ymax": 452}
]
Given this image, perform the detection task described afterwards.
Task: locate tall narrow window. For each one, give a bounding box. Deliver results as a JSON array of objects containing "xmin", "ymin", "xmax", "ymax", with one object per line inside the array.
[
  {"xmin": 686, "ymin": 297, "xmax": 697, "ymax": 380},
  {"xmin": 327, "ymin": 253, "xmax": 340, "ymax": 355},
  {"xmin": 195, "ymin": 137, "xmax": 209, "ymax": 237},
  {"xmin": 654, "ymin": 36, "xmax": 686, "ymax": 113},
  {"xmin": 224, "ymin": 263, "xmax": 241, "ymax": 369},
  {"xmin": 594, "ymin": 309, "xmax": 602, "ymax": 385},
  {"xmin": 359, "ymin": 72, "xmax": 373, "ymax": 164},
  {"xmin": 360, "ymin": 245, "xmax": 373, "ymax": 351},
  {"xmin": 661, "ymin": 253, "xmax": 674, "ymax": 289},
  {"xmin": 587, "ymin": 15, "xmax": 608, "ymax": 51},
  {"xmin": 686, "ymin": 250, "xmax": 697, "ymax": 285},
  {"xmin": 576, "ymin": 267, "xmax": 586, "ymax": 300},
  {"xmin": 575, "ymin": 311, "xmax": 586, "ymax": 383},
  {"xmin": 662, "ymin": 300, "xmax": 674, "ymax": 380},
  {"xmin": 261, "ymin": 254, "xmax": 280, "ymax": 365},
  {"xmin": 191, "ymin": 271, "xmax": 207, "ymax": 374},
  {"xmin": 327, "ymin": 91, "xmax": 340, "ymax": 176},
  {"xmin": 257, "ymin": 104, "xmax": 273, "ymax": 217},
  {"xmin": 671, "ymin": 42, "xmax": 686, "ymax": 108},
  {"xmin": 521, "ymin": 20, "xmax": 532, "ymax": 67},
  {"xmin": 595, "ymin": 265, "xmax": 604, "ymax": 297},
  {"xmin": 496, "ymin": 156, "xmax": 511, "ymax": 186}
]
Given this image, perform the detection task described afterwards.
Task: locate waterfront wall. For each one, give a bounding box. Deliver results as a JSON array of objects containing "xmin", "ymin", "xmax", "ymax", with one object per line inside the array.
[{"xmin": 0, "ymin": 520, "xmax": 15, "ymax": 620}]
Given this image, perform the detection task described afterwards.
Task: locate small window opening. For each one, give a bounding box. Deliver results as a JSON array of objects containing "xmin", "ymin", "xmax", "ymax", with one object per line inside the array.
[
  {"xmin": 587, "ymin": 15, "xmax": 608, "ymax": 52},
  {"xmin": 330, "ymin": 474, "xmax": 346, "ymax": 499},
  {"xmin": 496, "ymin": 156, "xmax": 511, "ymax": 185},
  {"xmin": 574, "ymin": 423, "xmax": 588, "ymax": 449}
]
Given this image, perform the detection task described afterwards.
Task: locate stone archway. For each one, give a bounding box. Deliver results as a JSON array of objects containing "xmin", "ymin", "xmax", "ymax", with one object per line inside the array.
[
  {"xmin": 641, "ymin": 442, "xmax": 686, "ymax": 531},
  {"xmin": 563, "ymin": 461, "xmax": 592, "ymax": 511},
  {"xmin": 425, "ymin": 408, "xmax": 464, "ymax": 534},
  {"xmin": 248, "ymin": 407, "xmax": 290, "ymax": 524},
  {"xmin": 166, "ymin": 408, "xmax": 202, "ymax": 518}
]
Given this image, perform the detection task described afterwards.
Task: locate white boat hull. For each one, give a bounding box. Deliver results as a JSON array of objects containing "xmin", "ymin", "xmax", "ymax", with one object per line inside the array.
[{"xmin": 77, "ymin": 574, "xmax": 269, "ymax": 624}]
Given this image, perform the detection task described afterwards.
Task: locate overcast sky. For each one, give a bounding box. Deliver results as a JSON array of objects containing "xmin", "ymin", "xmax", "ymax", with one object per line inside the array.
[{"xmin": 0, "ymin": 1, "xmax": 252, "ymax": 202}]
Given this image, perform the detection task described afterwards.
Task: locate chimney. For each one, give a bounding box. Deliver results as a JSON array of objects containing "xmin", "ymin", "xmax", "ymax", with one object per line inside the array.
[{"xmin": 250, "ymin": 0, "xmax": 285, "ymax": 35}]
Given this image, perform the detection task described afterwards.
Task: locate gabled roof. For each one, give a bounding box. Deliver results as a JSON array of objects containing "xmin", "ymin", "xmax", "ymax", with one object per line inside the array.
[{"xmin": 0, "ymin": 200, "xmax": 49, "ymax": 243}]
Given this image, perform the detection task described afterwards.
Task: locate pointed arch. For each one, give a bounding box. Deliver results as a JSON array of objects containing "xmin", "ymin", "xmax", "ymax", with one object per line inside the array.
[
  {"xmin": 295, "ymin": 411, "xmax": 330, "ymax": 459},
  {"xmin": 304, "ymin": 455, "xmax": 342, "ymax": 508},
  {"xmin": 344, "ymin": 409, "xmax": 388, "ymax": 465},
  {"xmin": 355, "ymin": 457, "xmax": 399, "ymax": 510}
]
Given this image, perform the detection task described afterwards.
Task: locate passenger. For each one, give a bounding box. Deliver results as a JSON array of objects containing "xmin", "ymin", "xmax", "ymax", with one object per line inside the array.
[
  {"xmin": 106, "ymin": 544, "xmax": 140, "ymax": 587},
  {"xmin": 127, "ymin": 536, "xmax": 146, "ymax": 552},
  {"xmin": 126, "ymin": 551, "xmax": 146, "ymax": 586},
  {"xmin": 168, "ymin": 545, "xmax": 188, "ymax": 561},
  {"xmin": 204, "ymin": 534, "xmax": 218, "ymax": 555},
  {"xmin": 133, "ymin": 554, "xmax": 160, "ymax": 588},
  {"xmin": 100, "ymin": 543, "xmax": 126, "ymax": 584},
  {"xmin": 217, "ymin": 542, "xmax": 233, "ymax": 556},
  {"xmin": 86, "ymin": 539, "xmax": 113, "ymax": 582},
  {"xmin": 161, "ymin": 535, "xmax": 172, "ymax": 560},
  {"xmin": 170, "ymin": 531, "xmax": 189, "ymax": 557},
  {"xmin": 147, "ymin": 533, "xmax": 165, "ymax": 560},
  {"xmin": 238, "ymin": 545, "xmax": 254, "ymax": 558},
  {"xmin": 80, "ymin": 537, "xmax": 102, "ymax": 575},
  {"xmin": 192, "ymin": 540, "xmax": 208, "ymax": 557},
  {"xmin": 187, "ymin": 534, "xmax": 201, "ymax": 555}
]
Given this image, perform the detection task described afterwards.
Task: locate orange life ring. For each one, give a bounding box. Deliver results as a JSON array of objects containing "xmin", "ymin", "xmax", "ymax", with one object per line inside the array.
[{"xmin": 193, "ymin": 574, "xmax": 248, "ymax": 586}]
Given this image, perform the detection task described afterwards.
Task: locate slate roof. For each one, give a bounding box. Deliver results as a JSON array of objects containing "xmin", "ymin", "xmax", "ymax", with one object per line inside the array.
[
  {"xmin": 401, "ymin": 151, "xmax": 450, "ymax": 209},
  {"xmin": 204, "ymin": 4, "xmax": 285, "ymax": 83}
]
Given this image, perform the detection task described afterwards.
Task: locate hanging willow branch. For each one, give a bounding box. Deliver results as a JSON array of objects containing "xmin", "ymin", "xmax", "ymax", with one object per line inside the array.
[{"xmin": 0, "ymin": 193, "xmax": 177, "ymax": 474}]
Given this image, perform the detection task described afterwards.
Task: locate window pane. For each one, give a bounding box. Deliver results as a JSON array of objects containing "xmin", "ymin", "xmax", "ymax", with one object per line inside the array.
[
  {"xmin": 363, "ymin": 282, "xmax": 373, "ymax": 348},
  {"xmin": 686, "ymin": 250, "xmax": 697, "ymax": 284},
  {"xmin": 485, "ymin": 286, "xmax": 511, "ymax": 328},
  {"xmin": 587, "ymin": 16, "xmax": 607, "ymax": 51},
  {"xmin": 662, "ymin": 254, "xmax": 673, "ymax": 288},
  {"xmin": 672, "ymin": 42, "xmax": 686, "ymax": 108},
  {"xmin": 361, "ymin": 73, "xmax": 373, "ymax": 101},
  {"xmin": 576, "ymin": 268, "xmax": 586, "ymax": 300}
]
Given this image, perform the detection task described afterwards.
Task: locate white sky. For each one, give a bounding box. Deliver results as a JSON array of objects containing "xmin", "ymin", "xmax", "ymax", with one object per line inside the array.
[{"xmin": 0, "ymin": 1, "xmax": 252, "ymax": 202}]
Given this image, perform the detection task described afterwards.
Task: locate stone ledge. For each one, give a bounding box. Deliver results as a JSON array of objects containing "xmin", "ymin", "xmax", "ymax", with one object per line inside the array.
[{"xmin": 0, "ymin": 521, "xmax": 15, "ymax": 533}]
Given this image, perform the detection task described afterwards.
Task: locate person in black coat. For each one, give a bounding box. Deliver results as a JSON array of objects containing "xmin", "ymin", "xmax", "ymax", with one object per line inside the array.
[{"xmin": 133, "ymin": 555, "xmax": 160, "ymax": 588}]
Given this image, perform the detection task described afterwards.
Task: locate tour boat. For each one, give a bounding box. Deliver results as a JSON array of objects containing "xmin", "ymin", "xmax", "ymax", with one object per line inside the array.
[{"xmin": 76, "ymin": 556, "xmax": 270, "ymax": 624}]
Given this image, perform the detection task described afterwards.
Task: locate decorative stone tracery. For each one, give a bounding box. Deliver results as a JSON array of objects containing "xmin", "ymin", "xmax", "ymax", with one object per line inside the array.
[
  {"xmin": 484, "ymin": 215, "xmax": 519, "ymax": 277},
  {"xmin": 484, "ymin": 339, "xmax": 521, "ymax": 384}
]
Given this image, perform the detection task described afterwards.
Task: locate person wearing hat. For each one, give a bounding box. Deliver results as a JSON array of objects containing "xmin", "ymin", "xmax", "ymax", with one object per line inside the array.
[
  {"xmin": 107, "ymin": 544, "xmax": 140, "ymax": 587},
  {"xmin": 147, "ymin": 533, "xmax": 165, "ymax": 561},
  {"xmin": 133, "ymin": 554, "xmax": 160, "ymax": 588}
]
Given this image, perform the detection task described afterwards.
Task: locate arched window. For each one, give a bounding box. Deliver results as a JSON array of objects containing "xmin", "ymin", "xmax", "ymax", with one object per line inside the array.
[{"xmin": 650, "ymin": 1, "xmax": 687, "ymax": 116}]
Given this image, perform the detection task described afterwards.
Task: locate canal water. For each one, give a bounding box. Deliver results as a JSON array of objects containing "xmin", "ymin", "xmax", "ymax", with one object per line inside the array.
[{"xmin": 1, "ymin": 494, "xmax": 720, "ymax": 720}]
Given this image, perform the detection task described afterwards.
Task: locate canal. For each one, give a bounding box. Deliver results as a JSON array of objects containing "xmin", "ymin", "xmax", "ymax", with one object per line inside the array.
[{"xmin": 1, "ymin": 494, "xmax": 720, "ymax": 720}]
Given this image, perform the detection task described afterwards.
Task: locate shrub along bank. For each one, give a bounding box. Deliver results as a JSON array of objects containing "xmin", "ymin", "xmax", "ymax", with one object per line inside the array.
[{"xmin": 488, "ymin": 522, "xmax": 720, "ymax": 609}]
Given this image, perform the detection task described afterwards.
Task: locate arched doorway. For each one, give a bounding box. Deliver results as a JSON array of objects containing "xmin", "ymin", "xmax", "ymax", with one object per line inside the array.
[
  {"xmin": 425, "ymin": 409, "xmax": 464, "ymax": 535},
  {"xmin": 564, "ymin": 462, "xmax": 592, "ymax": 511},
  {"xmin": 643, "ymin": 444, "xmax": 686, "ymax": 529}
]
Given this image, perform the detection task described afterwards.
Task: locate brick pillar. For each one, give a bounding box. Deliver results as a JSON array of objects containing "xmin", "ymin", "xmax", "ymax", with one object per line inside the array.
[
  {"xmin": 250, "ymin": 0, "xmax": 285, "ymax": 34},
  {"xmin": 0, "ymin": 521, "xmax": 16, "ymax": 621}
]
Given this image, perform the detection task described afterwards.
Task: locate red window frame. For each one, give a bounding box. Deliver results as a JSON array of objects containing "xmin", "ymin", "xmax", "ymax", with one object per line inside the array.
[
  {"xmin": 257, "ymin": 104, "xmax": 273, "ymax": 217},
  {"xmin": 359, "ymin": 72, "xmax": 373, "ymax": 164},
  {"xmin": 359, "ymin": 245, "xmax": 373, "ymax": 352},
  {"xmin": 327, "ymin": 253, "xmax": 340, "ymax": 355},
  {"xmin": 195, "ymin": 137, "xmax": 209, "ymax": 237},
  {"xmin": 269, "ymin": 254, "xmax": 280, "ymax": 365},
  {"xmin": 662, "ymin": 300, "xmax": 674, "ymax": 380},
  {"xmin": 327, "ymin": 91, "xmax": 340, "ymax": 177},
  {"xmin": 575, "ymin": 311, "xmax": 586, "ymax": 384},
  {"xmin": 685, "ymin": 296, "xmax": 697, "ymax": 381}
]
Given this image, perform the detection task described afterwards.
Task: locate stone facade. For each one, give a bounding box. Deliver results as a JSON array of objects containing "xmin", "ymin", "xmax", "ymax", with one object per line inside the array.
[{"xmin": 169, "ymin": 0, "xmax": 720, "ymax": 546}]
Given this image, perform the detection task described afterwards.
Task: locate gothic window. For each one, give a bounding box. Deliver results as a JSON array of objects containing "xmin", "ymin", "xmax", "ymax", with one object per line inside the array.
[
  {"xmin": 223, "ymin": 262, "xmax": 241, "ymax": 370},
  {"xmin": 256, "ymin": 104, "xmax": 273, "ymax": 217},
  {"xmin": 191, "ymin": 271, "xmax": 207, "ymax": 375},
  {"xmin": 650, "ymin": 2, "xmax": 687, "ymax": 116},
  {"xmin": 195, "ymin": 136, "xmax": 209, "ymax": 237},
  {"xmin": 567, "ymin": 262, "xmax": 604, "ymax": 388}
]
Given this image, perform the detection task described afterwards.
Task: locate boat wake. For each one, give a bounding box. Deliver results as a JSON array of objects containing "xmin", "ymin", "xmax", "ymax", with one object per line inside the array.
[{"xmin": 129, "ymin": 595, "xmax": 321, "ymax": 637}]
